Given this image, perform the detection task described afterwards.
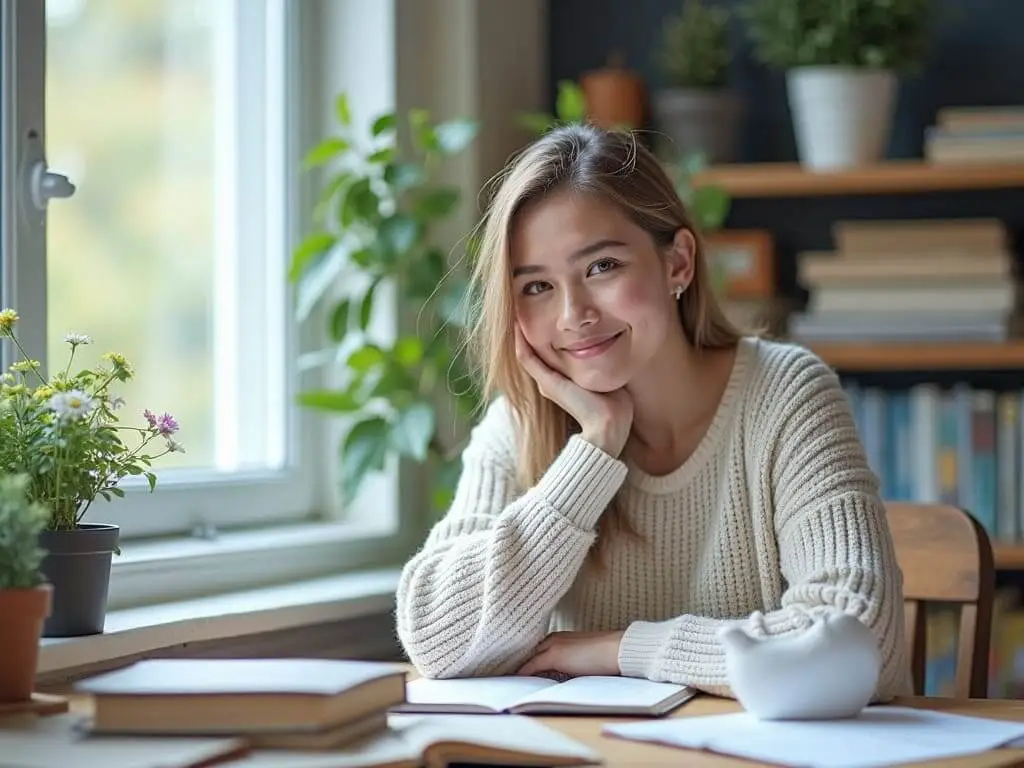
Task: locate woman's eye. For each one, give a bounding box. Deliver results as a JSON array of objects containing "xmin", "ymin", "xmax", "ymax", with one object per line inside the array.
[
  {"xmin": 588, "ymin": 258, "xmax": 619, "ymax": 276},
  {"xmin": 522, "ymin": 281, "xmax": 549, "ymax": 296}
]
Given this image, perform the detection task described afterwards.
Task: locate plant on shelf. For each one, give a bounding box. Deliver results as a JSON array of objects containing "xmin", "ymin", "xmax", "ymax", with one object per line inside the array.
[
  {"xmin": 652, "ymin": 0, "xmax": 742, "ymax": 164},
  {"xmin": 288, "ymin": 94, "xmax": 480, "ymax": 514},
  {"xmin": 0, "ymin": 309, "xmax": 183, "ymax": 637},
  {"xmin": 742, "ymin": 0, "xmax": 933, "ymax": 169},
  {"xmin": 518, "ymin": 80, "xmax": 590, "ymax": 137},
  {"xmin": 0, "ymin": 473, "xmax": 51, "ymax": 701},
  {"xmin": 671, "ymin": 151, "xmax": 731, "ymax": 233}
]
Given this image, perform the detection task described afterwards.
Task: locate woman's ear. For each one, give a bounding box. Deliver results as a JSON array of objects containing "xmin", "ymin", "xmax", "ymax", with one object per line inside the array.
[{"xmin": 665, "ymin": 227, "xmax": 696, "ymax": 288}]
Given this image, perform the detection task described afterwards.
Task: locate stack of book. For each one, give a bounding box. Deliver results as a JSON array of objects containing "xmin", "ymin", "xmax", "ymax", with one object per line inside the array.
[
  {"xmin": 790, "ymin": 217, "xmax": 1019, "ymax": 344},
  {"xmin": 924, "ymin": 105, "xmax": 1024, "ymax": 165},
  {"xmin": 75, "ymin": 658, "xmax": 408, "ymax": 749}
]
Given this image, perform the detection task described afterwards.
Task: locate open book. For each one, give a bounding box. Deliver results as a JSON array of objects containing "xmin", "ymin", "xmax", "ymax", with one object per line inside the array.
[
  {"xmin": 393, "ymin": 675, "xmax": 696, "ymax": 716},
  {"xmin": 228, "ymin": 713, "xmax": 602, "ymax": 767}
]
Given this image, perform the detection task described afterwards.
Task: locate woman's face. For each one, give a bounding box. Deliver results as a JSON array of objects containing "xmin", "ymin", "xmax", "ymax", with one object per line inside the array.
[{"xmin": 509, "ymin": 191, "xmax": 693, "ymax": 393}]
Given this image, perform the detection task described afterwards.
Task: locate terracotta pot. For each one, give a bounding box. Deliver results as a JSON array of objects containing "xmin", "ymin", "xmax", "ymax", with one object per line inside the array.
[
  {"xmin": 581, "ymin": 53, "xmax": 646, "ymax": 131},
  {"xmin": 0, "ymin": 584, "xmax": 51, "ymax": 701}
]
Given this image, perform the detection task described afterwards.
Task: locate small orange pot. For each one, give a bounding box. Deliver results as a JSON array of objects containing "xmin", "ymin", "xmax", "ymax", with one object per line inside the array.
[
  {"xmin": 581, "ymin": 52, "xmax": 646, "ymax": 131},
  {"xmin": 0, "ymin": 585, "xmax": 52, "ymax": 701}
]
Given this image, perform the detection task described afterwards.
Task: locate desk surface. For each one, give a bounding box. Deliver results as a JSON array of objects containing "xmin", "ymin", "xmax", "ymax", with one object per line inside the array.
[{"xmin": 58, "ymin": 689, "xmax": 1024, "ymax": 768}]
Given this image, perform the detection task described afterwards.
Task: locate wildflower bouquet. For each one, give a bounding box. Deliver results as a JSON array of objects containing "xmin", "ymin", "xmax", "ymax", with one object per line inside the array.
[{"xmin": 0, "ymin": 309, "xmax": 183, "ymax": 531}]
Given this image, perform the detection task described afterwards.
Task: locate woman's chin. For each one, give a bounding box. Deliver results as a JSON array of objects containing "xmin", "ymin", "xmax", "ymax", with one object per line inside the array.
[{"xmin": 569, "ymin": 369, "xmax": 629, "ymax": 394}]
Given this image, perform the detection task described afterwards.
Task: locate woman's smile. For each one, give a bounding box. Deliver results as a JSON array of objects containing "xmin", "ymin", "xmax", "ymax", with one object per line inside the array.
[{"xmin": 562, "ymin": 331, "xmax": 624, "ymax": 359}]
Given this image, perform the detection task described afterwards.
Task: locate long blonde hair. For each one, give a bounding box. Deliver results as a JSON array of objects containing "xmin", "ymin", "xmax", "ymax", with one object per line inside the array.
[{"xmin": 466, "ymin": 124, "xmax": 743, "ymax": 564}]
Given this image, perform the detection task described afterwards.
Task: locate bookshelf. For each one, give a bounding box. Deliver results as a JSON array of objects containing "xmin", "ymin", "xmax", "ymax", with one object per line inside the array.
[
  {"xmin": 811, "ymin": 341, "xmax": 1024, "ymax": 373},
  {"xmin": 693, "ymin": 160, "xmax": 1024, "ymax": 198}
]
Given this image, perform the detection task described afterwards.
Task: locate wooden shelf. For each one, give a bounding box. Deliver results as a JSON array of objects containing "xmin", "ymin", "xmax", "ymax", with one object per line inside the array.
[
  {"xmin": 810, "ymin": 341, "xmax": 1024, "ymax": 372},
  {"xmin": 995, "ymin": 544, "xmax": 1024, "ymax": 570},
  {"xmin": 693, "ymin": 160, "xmax": 1024, "ymax": 198}
]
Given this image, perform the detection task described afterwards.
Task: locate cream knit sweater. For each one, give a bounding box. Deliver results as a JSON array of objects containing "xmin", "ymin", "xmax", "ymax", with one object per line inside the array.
[{"xmin": 396, "ymin": 337, "xmax": 911, "ymax": 700}]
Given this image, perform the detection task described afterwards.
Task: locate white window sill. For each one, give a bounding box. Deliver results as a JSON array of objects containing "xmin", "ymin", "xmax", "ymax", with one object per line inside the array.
[
  {"xmin": 105, "ymin": 519, "xmax": 408, "ymax": 611},
  {"xmin": 38, "ymin": 567, "xmax": 401, "ymax": 675}
]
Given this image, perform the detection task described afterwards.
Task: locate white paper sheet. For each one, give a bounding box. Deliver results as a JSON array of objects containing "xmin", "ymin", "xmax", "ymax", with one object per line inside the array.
[{"xmin": 603, "ymin": 706, "xmax": 1024, "ymax": 768}]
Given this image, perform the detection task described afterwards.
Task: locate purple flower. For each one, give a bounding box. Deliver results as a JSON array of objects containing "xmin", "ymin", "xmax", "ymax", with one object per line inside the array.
[
  {"xmin": 156, "ymin": 412, "xmax": 179, "ymax": 436},
  {"xmin": 143, "ymin": 409, "xmax": 157, "ymax": 428}
]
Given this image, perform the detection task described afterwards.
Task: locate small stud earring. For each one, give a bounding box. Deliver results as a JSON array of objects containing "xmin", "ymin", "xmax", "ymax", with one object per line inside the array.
[{"xmin": 673, "ymin": 285, "xmax": 683, "ymax": 300}]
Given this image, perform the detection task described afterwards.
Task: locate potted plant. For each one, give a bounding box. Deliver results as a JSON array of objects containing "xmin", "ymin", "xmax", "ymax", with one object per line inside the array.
[
  {"xmin": 580, "ymin": 52, "xmax": 647, "ymax": 132},
  {"xmin": 518, "ymin": 80, "xmax": 590, "ymax": 137},
  {"xmin": 288, "ymin": 95, "xmax": 480, "ymax": 514},
  {"xmin": 653, "ymin": 0, "xmax": 742, "ymax": 164},
  {"xmin": 0, "ymin": 474, "xmax": 51, "ymax": 701},
  {"xmin": 0, "ymin": 309, "xmax": 183, "ymax": 637},
  {"xmin": 744, "ymin": 0, "xmax": 932, "ymax": 169}
]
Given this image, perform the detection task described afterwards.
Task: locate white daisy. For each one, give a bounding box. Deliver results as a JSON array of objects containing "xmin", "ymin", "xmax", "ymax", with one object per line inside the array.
[
  {"xmin": 63, "ymin": 332, "xmax": 92, "ymax": 346},
  {"xmin": 48, "ymin": 389, "xmax": 95, "ymax": 421}
]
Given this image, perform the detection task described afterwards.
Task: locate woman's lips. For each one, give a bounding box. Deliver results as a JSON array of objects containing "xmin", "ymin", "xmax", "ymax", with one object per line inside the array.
[{"xmin": 563, "ymin": 331, "xmax": 623, "ymax": 359}]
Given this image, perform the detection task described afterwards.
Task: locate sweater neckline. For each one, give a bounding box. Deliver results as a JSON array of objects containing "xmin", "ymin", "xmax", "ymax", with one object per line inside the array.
[{"xmin": 624, "ymin": 336, "xmax": 756, "ymax": 495}]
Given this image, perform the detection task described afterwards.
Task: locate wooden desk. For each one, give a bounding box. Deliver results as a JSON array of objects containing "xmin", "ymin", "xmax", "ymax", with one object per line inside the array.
[{"xmin": 59, "ymin": 689, "xmax": 1024, "ymax": 768}]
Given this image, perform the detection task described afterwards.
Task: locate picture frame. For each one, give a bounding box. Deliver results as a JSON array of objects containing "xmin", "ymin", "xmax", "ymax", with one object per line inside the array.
[{"xmin": 703, "ymin": 229, "xmax": 775, "ymax": 299}]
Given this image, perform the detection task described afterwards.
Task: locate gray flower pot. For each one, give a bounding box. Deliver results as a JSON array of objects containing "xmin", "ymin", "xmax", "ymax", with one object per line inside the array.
[
  {"xmin": 38, "ymin": 523, "xmax": 119, "ymax": 637},
  {"xmin": 652, "ymin": 87, "xmax": 743, "ymax": 164}
]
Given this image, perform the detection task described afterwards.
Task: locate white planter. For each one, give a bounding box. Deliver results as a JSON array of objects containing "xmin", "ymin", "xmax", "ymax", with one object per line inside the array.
[{"xmin": 786, "ymin": 66, "xmax": 897, "ymax": 170}]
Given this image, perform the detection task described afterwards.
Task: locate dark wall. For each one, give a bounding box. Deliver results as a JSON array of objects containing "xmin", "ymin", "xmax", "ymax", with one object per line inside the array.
[{"xmin": 548, "ymin": 0, "xmax": 1024, "ymax": 164}]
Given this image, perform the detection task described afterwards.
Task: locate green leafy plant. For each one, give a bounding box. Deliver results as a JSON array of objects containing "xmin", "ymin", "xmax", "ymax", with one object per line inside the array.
[
  {"xmin": 288, "ymin": 94, "xmax": 480, "ymax": 511},
  {"xmin": 0, "ymin": 474, "xmax": 49, "ymax": 589},
  {"xmin": 0, "ymin": 310, "xmax": 183, "ymax": 532},
  {"xmin": 518, "ymin": 80, "xmax": 589, "ymax": 137},
  {"xmin": 658, "ymin": 0, "xmax": 732, "ymax": 89},
  {"xmin": 670, "ymin": 151, "xmax": 731, "ymax": 232},
  {"xmin": 743, "ymin": 0, "xmax": 932, "ymax": 72}
]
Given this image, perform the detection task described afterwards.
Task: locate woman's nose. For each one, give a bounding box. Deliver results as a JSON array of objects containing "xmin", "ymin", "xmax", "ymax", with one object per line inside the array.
[{"xmin": 557, "ymin": 287, "xmax": 598, "ymax": 330}]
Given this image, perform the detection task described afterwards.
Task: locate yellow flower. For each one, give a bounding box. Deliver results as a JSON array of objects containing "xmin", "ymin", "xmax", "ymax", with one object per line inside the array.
[
  {"xmin": 1, "ymin": 384, "xmax": 27, "ymax": 397},
  {"xmin": 0, "ymin": 309, "xmax": 18, "ymax": 334},
  {"xmin": 33, "ymin": 385, "xmax": 55, "ymax": 400},
  {"xmin": 10, "ymin": 360, "xmax": 40, "ymax": 373},
  {"xmin": 102, "ymin": 352, "xmax": 134, "ymax": 381}
]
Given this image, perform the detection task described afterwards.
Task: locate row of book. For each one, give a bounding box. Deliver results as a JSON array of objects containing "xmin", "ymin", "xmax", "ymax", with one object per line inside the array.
[
  {"xmin": 844, "ymin": 382, "xmax": 1021, "ymax": 544},
  {"xmin": 791, "ymin": 217, "xmax": 1018, "ymax": 344},
  {"xmin": 925, "ymin": 105, "xmax": 1024, "ymax": 165}
]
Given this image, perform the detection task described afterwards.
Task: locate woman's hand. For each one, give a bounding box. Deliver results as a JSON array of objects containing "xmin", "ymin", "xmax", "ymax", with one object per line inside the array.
[
  {"xmin": 514, "ymin": 325, "xmax": 634, "ymax": 457},
  {"xmin": 516, "ymin": 630, "xmax": 626, "ymax": 677}
]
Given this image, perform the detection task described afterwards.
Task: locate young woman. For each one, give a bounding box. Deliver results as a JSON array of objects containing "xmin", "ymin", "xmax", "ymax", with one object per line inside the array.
[{"xmin": 395, "ymin": 124, "xmax": 910, "ymax": 701}]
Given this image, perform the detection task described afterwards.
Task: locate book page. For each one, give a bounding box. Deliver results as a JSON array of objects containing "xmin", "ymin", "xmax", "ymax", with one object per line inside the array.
[
  {"xmin": 604, "ymin": 706, "xmax": 1024, "ymax": 768},
  {"xmin": 511, "ymin": 675, "xmax": 692, "ymax": 712},
  {"xmin": 0, "ymin": 713, "xmax": 245, "ymax": 768},
  {"xmin": 394, "ymin": 713, "xmax": 601, "ymax": 766},
  {"xmin": 223, "ymin": 730, "xmax": 418, "ymax": 768},
  {"xmin": 398, "ymin": 676, "xmax": 555, "ymax": 713}
]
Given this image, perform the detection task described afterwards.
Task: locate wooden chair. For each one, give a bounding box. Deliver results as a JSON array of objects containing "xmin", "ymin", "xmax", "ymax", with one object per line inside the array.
[{"xmin": 885, "ymin": 502, "xmax": 995, "ymax": 699}]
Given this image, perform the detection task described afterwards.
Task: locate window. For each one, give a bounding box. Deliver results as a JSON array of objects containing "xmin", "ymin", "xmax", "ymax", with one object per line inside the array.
[
  {"xmin": 4, "ymin": 0, "xmax": 385, "ymax": 551},
  {"xmin": 32, "ymin": 0, "xmax": 320, "ymax": 540},
  {"xmin": 2, "ymin": 0, "xmax": 409, "ymax": 608}
]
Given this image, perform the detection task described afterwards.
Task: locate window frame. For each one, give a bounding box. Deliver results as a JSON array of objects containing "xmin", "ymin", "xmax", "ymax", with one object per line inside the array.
[{"xmin": 2, "ymin": 0, "xmax": 416, "ymax": 609}]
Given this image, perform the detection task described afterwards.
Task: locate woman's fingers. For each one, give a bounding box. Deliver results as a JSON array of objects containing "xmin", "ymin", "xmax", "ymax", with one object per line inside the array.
[{"xmin": 516, "ymin": 648, "xmax": 552, "ymax": 676}]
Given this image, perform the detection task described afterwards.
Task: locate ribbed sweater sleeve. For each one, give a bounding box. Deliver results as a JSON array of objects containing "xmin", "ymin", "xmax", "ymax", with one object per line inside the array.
[
  {"xmin": 395, "ymin": 398, "xmax": 629, "ymax": 679},
  {"xmin": 617, "ymin": 354, "xmax": 908, "ymax": 701}
]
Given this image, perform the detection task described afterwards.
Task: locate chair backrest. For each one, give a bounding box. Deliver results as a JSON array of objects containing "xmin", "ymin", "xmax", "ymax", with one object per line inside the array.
[{"xmin": 884, "ymin": 502, "xmax": 995, "ymax": 698}]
